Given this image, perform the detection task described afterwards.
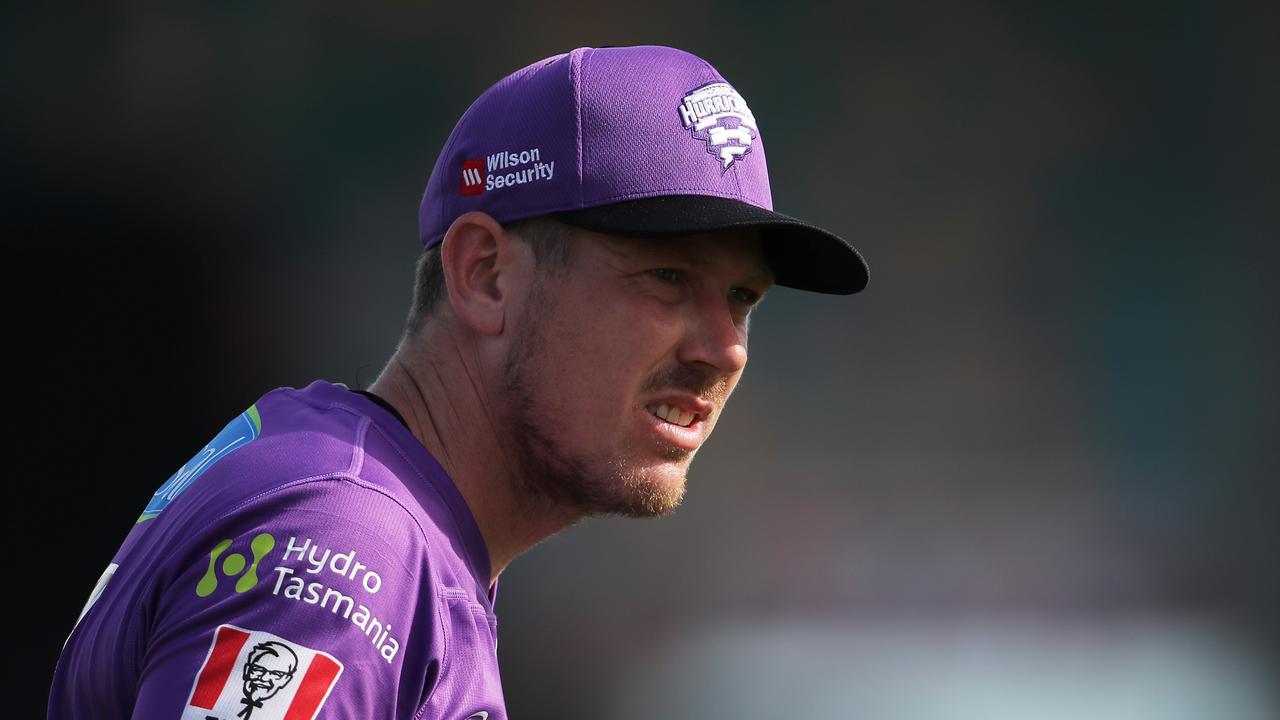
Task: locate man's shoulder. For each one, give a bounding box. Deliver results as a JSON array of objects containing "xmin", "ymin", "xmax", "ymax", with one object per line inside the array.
[
  {"xmin": 151, "ymin": 380, "xmax": 480, "ymax": 579},
  {"xmin": 169, "ymin": 380, "xmax": 424, "ymax": 516}
]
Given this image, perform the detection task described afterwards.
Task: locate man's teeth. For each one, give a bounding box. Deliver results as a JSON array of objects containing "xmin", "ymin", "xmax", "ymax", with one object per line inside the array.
[{"xmin": 647, "ymin": 404, "xmax": 696, "ymax": 427}]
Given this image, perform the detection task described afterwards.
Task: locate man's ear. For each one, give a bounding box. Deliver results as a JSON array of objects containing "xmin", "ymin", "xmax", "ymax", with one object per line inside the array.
[{"xmin": 440, "ymin": 211, "xmax": 530, "ymax": 336}]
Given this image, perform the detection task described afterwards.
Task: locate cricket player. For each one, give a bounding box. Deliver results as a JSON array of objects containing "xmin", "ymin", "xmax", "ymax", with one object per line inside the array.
[{"xmin": 49, "ymin": 45, "xmax": 868, "ymax": 719}]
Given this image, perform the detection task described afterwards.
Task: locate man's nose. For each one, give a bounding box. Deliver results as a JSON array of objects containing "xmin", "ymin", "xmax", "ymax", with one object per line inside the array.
[{"xmin": 674, "ymin": 292, "xmax": 748, "ymax": 374}]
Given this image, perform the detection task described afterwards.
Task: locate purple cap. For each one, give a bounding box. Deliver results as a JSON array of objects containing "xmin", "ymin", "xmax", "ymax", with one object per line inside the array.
[{"xmin": 419, "ymin": 45, "xmax": 868, "ymax": 294}]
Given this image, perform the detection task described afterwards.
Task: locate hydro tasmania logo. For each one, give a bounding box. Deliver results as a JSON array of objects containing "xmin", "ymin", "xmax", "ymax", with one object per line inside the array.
[
  {"xmin": 459, "ymin": 147, "xmax": 556, "ymax": 195},
  {"xmin": 196, "ymin": 533, "xmax": 277, "ymax": 597},
  {"xmin": 678, "ymin": 82, "xmax": 759, "ymax": 172},
  {"xmin": 195, "ymin": 532, "xmax": 402, "ymax": 664}
]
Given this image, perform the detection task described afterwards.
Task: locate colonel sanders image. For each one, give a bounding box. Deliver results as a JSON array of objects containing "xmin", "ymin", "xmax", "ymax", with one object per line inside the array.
[{"xmin": 237, "ymin": 641, "xmax": 298, "ymax": 718}]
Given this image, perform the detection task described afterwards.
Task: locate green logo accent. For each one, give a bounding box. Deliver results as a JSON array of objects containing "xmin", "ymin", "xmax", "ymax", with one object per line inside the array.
[{"xmin": 196, "ymin": 532, "xmax": 276, "ymax": 597}]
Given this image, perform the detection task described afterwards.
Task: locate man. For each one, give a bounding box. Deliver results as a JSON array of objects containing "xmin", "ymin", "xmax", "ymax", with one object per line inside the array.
[
  {"xmin": 239, "ymin": 642, "xmax": 299, "ymax": 719},
  {"xmin": 49, "ymin": 45, "xmax": 867, "ymax": 719}
]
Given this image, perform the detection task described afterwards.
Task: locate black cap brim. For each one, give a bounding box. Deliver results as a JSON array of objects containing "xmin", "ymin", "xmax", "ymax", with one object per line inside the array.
[{"xmin": 551, "ymin": 195, "xmax": 868, "ymax": 294}]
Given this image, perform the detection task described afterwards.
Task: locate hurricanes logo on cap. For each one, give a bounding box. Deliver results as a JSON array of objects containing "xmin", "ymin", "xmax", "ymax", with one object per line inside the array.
[{"xmin": 678, "ymin": 82, "xmax": 758, "ymax": 172}]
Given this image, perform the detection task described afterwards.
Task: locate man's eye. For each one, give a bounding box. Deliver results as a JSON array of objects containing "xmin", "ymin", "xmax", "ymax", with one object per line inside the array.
[
  {"xmin": 649, "ymin": 268, "xmax": 680, "ymax": 283},
  {"xmin": 730, "ymin": 287, "xmax": 760, "ymax": 305}
]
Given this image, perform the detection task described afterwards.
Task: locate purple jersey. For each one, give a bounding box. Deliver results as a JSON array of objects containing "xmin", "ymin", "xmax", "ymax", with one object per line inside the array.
[{"xmin": 50, "ymin": 380, "xmax": 506, "ymax": 720}]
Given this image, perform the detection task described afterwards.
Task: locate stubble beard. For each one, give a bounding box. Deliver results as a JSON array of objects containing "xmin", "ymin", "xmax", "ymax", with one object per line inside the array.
[{"xmin": 499, "ymin": 286, "xmax": 691, "ymax": 520}]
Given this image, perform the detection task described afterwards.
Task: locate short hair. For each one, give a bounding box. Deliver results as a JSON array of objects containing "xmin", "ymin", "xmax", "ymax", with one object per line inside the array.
[
  {"xmin": 404, "ymin": 216, "xmax": 576, "ymax": 339},
  {"xmin": 247, "ymin": 641, "xmax": 298, "ymax": 673}
]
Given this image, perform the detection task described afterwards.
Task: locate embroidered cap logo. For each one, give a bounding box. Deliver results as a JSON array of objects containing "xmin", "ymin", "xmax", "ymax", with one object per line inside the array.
[
  {"xmin": 678, "ymin": 82, "xmax": 759, "ymax": 172},
  {"xmin": 460, "ymin": 158, "xmax": 486, "ymax": 196}
]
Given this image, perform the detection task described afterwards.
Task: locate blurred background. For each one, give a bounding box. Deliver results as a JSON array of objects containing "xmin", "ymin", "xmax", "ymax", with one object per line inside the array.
[{"xmin": 10, "ymin": 1, "xmax": 1278, "ymax": 718}]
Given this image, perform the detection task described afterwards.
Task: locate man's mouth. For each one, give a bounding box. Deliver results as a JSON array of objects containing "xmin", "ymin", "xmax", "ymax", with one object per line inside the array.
[{"xmin": 646, "ymin": 403, "xmax": 697, "ymax": 428}]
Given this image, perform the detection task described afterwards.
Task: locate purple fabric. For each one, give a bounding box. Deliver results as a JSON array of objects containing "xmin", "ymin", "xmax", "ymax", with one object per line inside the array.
[
  {"xmin": 49, "ymin": 381, "xmax": 505, "ymax": 720},
  {"xmin": 420, "ymin": 45, "xmax": 772, "ymax": 247}
]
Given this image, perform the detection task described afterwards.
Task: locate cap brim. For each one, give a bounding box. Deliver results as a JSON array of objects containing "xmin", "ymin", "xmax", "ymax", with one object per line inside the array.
[{"xmin": 551, "ymin": 195, "xmax": 868, "ymax": 294}]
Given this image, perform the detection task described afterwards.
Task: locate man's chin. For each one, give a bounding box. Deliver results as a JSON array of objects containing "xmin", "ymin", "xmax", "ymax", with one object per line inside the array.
[{"xmin": 605, "ymin": 464, "xmax": 687, "ymax": 518}]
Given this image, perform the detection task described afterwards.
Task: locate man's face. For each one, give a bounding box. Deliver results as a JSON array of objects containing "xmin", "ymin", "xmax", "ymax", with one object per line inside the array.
[
  {"xmin": 242, "ymin": 650, "xmax": 295, "ymax": 701},
  {"xmin": 501, "ymin": 224, "xmax": 772, "ymax": 517}
]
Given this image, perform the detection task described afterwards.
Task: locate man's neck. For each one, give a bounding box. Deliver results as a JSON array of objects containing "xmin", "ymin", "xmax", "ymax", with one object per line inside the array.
[{"xmin": 368, "ymin": 332, "xmax": 581, "ymax": 588}]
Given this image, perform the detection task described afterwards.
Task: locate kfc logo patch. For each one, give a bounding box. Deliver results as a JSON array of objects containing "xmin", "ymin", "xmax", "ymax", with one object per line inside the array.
[
  {"xmin": 460, "ymin": 158, "xmax": 486, "ymax": 196},
  {"xmin": 183, "ymin": 625, "xmax": 343, "ymax": 720},
  {"xmin": 678, "ymin": 82, "xmax": 759, "ymax": 172}
]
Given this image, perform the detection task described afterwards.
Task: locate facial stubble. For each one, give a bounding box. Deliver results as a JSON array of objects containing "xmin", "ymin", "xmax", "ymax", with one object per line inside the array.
[{"xmin": 499, "ymin": 282, "xmax": 707, "ymax": 519}]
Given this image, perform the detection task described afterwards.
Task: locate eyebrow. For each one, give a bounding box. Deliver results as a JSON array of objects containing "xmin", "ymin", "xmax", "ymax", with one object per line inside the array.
[
  {"xmin": 639, "ymin": 242, "xmax": 773, "ymax": 281},
  {"xmin": 740, "ymin": 265, "xmax": 775, "ymax": 289},
  {"xmin": 715, "ymin": 254, "xmax": 774, "ymax": 290},
  {"xmin": 598, "ymin": 234, "xmax": 773, "ymax": 287}
]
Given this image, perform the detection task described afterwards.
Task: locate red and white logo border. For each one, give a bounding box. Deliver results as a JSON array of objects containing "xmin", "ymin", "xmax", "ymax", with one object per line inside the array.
[{"xmin": 183, "ymin": 624, "xmax": 344, "ymax": 720}]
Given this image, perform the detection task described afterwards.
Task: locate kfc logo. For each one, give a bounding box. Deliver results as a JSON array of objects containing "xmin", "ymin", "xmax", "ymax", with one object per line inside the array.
[{"xmin": 183, "ymin": 625, "xmax": 343, "ymax": 720}]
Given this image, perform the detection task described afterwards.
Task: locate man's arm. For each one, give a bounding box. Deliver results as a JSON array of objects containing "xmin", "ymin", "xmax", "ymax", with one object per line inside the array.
[{"xmin": 131, "ymin": 476, "xmax": 440, "ymax": 720}]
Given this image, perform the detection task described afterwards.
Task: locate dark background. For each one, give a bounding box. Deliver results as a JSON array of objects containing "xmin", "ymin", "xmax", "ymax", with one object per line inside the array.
[{"xmin": 11, "ymin": 1, "xmax": 1278, "ymax": 718}]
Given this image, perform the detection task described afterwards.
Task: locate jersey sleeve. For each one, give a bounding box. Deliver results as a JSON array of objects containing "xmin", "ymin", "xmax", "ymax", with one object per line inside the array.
[{"xmin": 130, "ymin": 475, "xmax": 440, "ymax": 720}]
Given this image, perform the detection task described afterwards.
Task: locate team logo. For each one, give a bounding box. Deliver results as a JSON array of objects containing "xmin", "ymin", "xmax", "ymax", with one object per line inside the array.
[
  {"xmin": 460, "ymin": 158, "xmax": 486, "ymax": 196},
  {"xmin": 139, "ymin": 405, "xmax": 263, "ymax": 523},
  {"xmin": 184, "ymin": 624, "xmax": 343, "ymax": 720},
  {"xmin": 197, "ymin": 533, "xmax": 277, "ymax": 597},
  {"xmin": 678, "ymin": 82, "xmax": 758, "ymax": 172}
]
